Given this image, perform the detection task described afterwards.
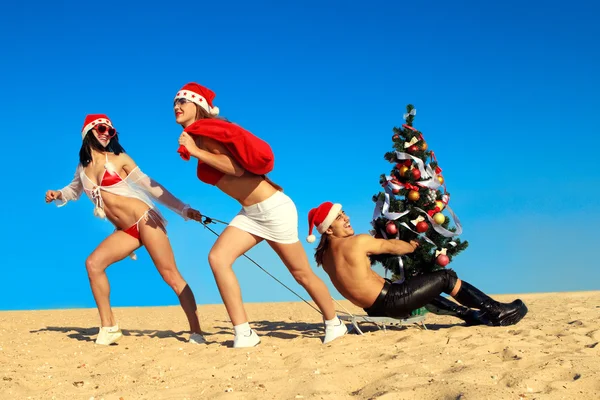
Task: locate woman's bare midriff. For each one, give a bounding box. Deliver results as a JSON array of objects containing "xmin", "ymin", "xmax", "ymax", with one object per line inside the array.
[
  {"xmin": 100, "ymin": 191, "xmax": 152, "ymax": 231},
  {"xmin": 216, "ymin": 172, "xmax": 279, "ymax": 207}
]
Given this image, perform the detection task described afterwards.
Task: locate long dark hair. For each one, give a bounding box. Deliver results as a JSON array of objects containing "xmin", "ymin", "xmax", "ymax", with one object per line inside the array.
[
  {"xmin": 314, "ymin": 234, "xmax": 330, "ymax": 267},
  {"xmin": 79, "ymin": 131, "xmax": 126, "ymax": 167}
]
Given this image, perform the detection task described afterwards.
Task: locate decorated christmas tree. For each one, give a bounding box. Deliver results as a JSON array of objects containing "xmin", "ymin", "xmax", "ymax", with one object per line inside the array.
[{"xmin": 370, "ymin": 104, "xmax": 468, "ymax": 282}]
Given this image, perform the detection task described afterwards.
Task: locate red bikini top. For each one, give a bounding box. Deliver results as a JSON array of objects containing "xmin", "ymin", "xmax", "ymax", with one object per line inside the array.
[
  {"xmin": 84, "ymin": 154, "xmax": 124, "ymax": 187},
  {"xmin": 101, "ymin": 169, "xmax": 123, "ymax": 186},
  {"xmin": 196, "ymin": 161, "xmax": 224, "ymax": 185},
  {"xmin": 177, "ymin": 118, "xmax": 274, "ymax": 185}
]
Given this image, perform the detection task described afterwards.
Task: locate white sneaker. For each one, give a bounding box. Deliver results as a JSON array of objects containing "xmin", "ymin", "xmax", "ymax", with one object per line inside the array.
[
  {"xmin": 323, "ymin": 320, "xmax": 348, "ymax": 344},
  {"xmin": 95, "ymin": 324, "xmax": 122, "ymax": 345},
  {"xmin": 189, "ymin": 332, "xmax": 207, "ymax": 344},
  {"xmin": 233, "ymin": 329, "xmax": 261, "ymax": 348}
]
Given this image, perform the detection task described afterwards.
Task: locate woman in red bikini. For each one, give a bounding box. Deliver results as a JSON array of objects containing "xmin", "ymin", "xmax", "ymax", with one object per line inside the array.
[
  {"xmin": 45, "ymin": 114, "xmax": 205, "ymax": 346},
  {"xmin": 174, "ymin": 83, "xmax": 347, "ymax": 348}
]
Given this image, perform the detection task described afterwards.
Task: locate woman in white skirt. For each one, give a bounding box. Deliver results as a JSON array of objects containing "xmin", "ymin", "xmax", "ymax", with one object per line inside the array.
[{"xmin": 173, "ymin": 82, "xmax": 347, "ymax": 347}]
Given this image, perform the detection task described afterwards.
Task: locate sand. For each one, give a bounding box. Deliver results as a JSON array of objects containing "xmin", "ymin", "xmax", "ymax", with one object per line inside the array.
[{"xmin": 1, "ymin": 291, "xmax": 598, "ymax": 399}]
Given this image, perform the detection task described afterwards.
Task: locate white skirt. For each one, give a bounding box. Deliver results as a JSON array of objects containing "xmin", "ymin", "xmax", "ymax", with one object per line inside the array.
[{"xmin": 228, "ymin": 191, "xmax": 299, "ymax": 244}]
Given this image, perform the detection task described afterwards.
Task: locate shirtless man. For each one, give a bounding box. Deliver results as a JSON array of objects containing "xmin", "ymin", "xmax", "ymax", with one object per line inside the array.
[{"xmin": 305, "ymin": 202, "xmax": 528, "ymax": 326}]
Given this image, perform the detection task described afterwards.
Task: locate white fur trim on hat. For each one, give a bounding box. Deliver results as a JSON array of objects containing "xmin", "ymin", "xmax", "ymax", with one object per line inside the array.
[
  {"xmin": 175, "ymin": 90, "xmax": 217, "ymax": 115},
  {"xmin": 317, "ymin": 203, "xmax": 342, "ymax": 234},
  {"xmin": 306, "ymin": 234, "xmax": 316, "ymax": 243},
  {"xmin": 82, "ymin": 118, "xmax": 113, "ymax": 140}
]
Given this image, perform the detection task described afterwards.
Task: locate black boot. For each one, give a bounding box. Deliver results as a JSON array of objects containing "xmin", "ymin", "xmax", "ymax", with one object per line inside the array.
[
  {"xmin": 453, "ymin": 281, "xmax": 528, "ymax": 326},
  {"xmin": 426, "ymin": 296, "xmax": 491, "ymax": 326}
]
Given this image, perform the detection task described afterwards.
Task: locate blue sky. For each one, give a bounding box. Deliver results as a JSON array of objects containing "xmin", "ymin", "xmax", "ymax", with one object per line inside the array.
[{"xmin": 0, "ymin": 1, "xmax": 598, "ymax": 311}]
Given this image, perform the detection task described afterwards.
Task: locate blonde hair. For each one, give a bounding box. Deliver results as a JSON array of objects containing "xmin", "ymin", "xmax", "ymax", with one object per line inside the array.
[
  {"xmin": 191, "ymin": 104, "xmax": 283, "ymax": 192},
  {"xmin": 194, "ymin": 104, "xmax": 219, "ymax": 121}
]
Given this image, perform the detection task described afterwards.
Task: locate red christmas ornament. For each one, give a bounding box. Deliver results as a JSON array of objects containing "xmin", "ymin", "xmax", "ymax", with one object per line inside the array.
[
  {"xmin": 408, "ymin": 145, "xmax": 418, "ymax": 153},
  {"xmin": 411, "ymin": 168, "xmax": 421, "ymax": 180},
  {"xmin": 396, "ymin": 160, "xmax": 412, "ymax": 170},
  {"xmin": 386, "ymin": 222, "xmax": 398, "ymax": 235},
  {"xmin": 416, "ymin": 221, "xmax": 429, "ymax": 233},
  {"xmin": 436, "ymin": 254, "xmax": 450, "ymax": 267},
  {"xmin": 392, "ymin": 188, "xmax": 400, "ymax": 194},
  {"xmin": 392, "ymin": 134, "xmax": 400, "ymax": 140}
]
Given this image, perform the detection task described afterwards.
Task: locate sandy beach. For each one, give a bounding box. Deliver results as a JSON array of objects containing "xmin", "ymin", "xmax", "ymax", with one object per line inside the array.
[{"xmin": 1, "ymin": 291, "xmax": 598, "ymax": 399}]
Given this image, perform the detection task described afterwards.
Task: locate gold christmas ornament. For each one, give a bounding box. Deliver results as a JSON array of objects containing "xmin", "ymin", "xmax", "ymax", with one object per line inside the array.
[
  {"xmin": 433, "ymin": 212, "xmax": 446, "ymax": 224},
  {"xmin": 408, "ymin": 190, "xmax": 420, "ymax": 201}
]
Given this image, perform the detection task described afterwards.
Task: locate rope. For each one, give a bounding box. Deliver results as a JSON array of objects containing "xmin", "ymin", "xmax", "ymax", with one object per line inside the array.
[
  {"xmin": 199, "ymin": 216, "xmax": 322, "ymax": 315},
  {"xmin": 331, "ymin": 297, "xmax": 356, "ymax": 318}
]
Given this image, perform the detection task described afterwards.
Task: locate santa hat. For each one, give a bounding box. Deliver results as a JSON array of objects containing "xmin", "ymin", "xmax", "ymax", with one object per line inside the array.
[
  {"xmin": 81, "ymin": 114, "xmax": 113, "ymax": 140},
  {"xmin": 174, "ymin": 82, "xmax": 220, "ymax": 116},
  {"xmin": 306, "ymin": 202, "xmax": 342, "ymax": 243}
]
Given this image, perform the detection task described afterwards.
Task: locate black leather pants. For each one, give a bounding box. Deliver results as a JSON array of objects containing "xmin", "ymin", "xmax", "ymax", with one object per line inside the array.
[{"xmin": 364, "ymin": 269, "xmax": 458, "ymax": 319}]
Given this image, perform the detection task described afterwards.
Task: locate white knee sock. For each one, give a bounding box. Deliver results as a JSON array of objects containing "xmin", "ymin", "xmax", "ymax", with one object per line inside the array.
[{"xmin": 234, "ymin": 322, "xmax": 251, "ymax": 336}]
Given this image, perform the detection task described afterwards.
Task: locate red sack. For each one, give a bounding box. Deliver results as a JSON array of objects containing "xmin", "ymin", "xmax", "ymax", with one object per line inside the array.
[{"xmin": 178, "ymin": 119, "xmax": 274, "ymax": 175}]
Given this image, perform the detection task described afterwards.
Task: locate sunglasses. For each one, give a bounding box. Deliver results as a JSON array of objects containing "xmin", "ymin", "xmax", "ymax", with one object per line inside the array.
[
  {"xmin": 94, "ymin": 124, "xmax": 116, "ymax": 137},
  {"xmin": 173, "ymin": 98, "xmax": 193, "ymax": 107}
]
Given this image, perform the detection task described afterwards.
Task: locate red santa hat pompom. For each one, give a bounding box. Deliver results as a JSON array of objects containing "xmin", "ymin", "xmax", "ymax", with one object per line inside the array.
[
  {"xmin": 306, "ymin": 201, "xmax": 342, "ymax": 243},
  {"xmin": 174, "ymin": 82, "xmax": 220, "ymax": 116},
  {"xmin": 81, "ymin": 114, "xmax": 113, "ymax": 140}
]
